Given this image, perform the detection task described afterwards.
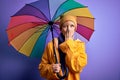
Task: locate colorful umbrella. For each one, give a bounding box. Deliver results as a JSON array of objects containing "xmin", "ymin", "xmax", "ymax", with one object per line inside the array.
[{"xmin": 6, "ymin": 0, "xmax": 94, "ymax": 58}]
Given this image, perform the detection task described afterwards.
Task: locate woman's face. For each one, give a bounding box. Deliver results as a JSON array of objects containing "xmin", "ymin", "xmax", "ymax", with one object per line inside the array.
[{"xmin": 61, "ymin": 20, "xmax": 76, "ymax": 36}]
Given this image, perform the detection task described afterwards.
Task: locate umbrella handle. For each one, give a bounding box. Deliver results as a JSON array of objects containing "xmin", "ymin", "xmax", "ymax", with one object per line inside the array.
[
  {"xmin": 56, "ymin": 66, "xmax": 68, "ymax": 80},
  {"xmin": 50, "ymin": 25, "xmax": 68, "ymax": 79}
]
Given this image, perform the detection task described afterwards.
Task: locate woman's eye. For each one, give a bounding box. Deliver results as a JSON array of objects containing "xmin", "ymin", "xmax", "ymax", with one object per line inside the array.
[
  {"xmin": 62, "ymin": 25, "xmax": 67, "ymax": 29},
  {"xmin": 70, "ymin": 24, "xmax": 74, "ymax": 27}
]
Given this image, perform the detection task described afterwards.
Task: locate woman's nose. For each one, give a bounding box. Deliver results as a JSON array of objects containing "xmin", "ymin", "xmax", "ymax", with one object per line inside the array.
[
  {"xmin": 67, "ymin": 26, "xmax": 69, "ymax": 32},
  {"xmin": 67, "ymin": 26, "xmax": 71, "ymax": 31}
]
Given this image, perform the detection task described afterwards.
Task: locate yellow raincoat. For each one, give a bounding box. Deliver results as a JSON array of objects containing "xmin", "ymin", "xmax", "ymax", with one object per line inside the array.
[{"xmin": 39, "ymin": 38, "xmax": 87, "ymax": 80}]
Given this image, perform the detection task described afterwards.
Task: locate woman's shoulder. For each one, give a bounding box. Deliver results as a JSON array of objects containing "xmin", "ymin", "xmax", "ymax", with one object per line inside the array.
[
  {"xmin": 75, "ymin": 39, "xmax": 85, "ymax": 45},
  {"xmin": 75, "ymin": 39, "xmax": 83, "ymax": 42}
]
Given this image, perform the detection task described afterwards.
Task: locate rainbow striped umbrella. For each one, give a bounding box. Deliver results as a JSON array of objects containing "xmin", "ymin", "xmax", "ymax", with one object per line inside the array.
[{"xmin": 6, "ymin": 0, "xmax": 94, "ymax": 58}]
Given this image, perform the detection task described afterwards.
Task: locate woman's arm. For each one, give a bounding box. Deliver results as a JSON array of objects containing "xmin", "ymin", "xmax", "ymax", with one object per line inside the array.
[{"xmin": 38, "ymin": 43, "xmax": 58, "ymax": 79}]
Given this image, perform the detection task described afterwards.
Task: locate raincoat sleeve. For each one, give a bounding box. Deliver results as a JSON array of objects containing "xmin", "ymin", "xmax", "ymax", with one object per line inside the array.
[
  {"xmin": 59, "ymin": 39, "xmax": 87, "ymax": 73},
  {"xmin": 38, "ymin": 43, "xmax": 58, "ymax": 79}
]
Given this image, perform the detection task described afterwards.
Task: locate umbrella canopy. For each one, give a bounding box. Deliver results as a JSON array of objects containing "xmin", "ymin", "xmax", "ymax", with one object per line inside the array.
[{"xmin": 6, "ymin": 0, "xmax": 94, "ymax": 58}]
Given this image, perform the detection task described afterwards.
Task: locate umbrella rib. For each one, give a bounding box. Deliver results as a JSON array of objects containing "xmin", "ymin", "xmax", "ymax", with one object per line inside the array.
[
  {"xmin": 8, "ymin": 24, "xmax": 46, "ymax": 44},
  {"xmin": 12, "ymin": 5, "xmax": 48, "ymax": 22},
  {"xmin": 62, "ymin": 6, "xmax": 88, "ymax": 14},
  {"xmin": 78, "ymin": 24, "xmax": 94, "ymax": 31},
  {"xmin": 6, "ymin": 22, "xmax": 41, "ymax": 31},
  {"xmin": 77, "ymin": 16, "xmax": 95, "ymax": 19},
  {"xmin": 52, "ymin": 0, "xmax": 67, "ymax": 20},
  {"xmin": 53, "ymin": 25, "xmax": 60, "ymax": 36},
  {"xmin": 48, "ymin": 0, "xmax": 51, "ymax": 20},
  {"xmin": 30, "ymin": 27, "xmax": 49, "ymax": 57},
  {"xmin": 17, "ymin": 26, "xmax": 47, "ymax": 51},
  {"xmin": 27, "ymin": 4, "xmax": 49, "ymax": 22},
  {"xmin": 53, "ymin": 1, "xmax": 87, "ymax": 20},
  {"xmin": 77, "ymin": 24, "xmax": 94, "ymax": 41},
  {"xmin": 6, "ymin": 23, "xmax": 44, "ymax": 42},
  {"xmin": 76, "ymin": 31, "xmax": 94, "ymax": 41},
  {"xmin": 45, "ymin": 28, "xmax": 51, "ymax": 43},
  {"xmin": 6, "ymin": 23, "xmax": 40, "ymax": 43}
]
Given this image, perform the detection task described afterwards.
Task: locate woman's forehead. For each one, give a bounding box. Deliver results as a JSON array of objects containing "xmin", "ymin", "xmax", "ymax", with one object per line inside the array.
[{"xmin": 63, "ymin": 20, "xmax": 75, "ymax": 25}]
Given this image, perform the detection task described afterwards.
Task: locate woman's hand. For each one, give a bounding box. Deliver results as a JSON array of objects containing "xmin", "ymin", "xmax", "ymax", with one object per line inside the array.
[
  {"xmin": 65, "ymin": 28, "xmax": 74, "ymax": 40},
  {"xmin": 52, "ymin": 63, "xmax": 61, "ymax": 73}
]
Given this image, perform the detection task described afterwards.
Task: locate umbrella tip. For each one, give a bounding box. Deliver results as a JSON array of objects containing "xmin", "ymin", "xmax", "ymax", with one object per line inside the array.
[{"xmin": 48, "ymin": 21, "xmax": 54, "ymax": 25}]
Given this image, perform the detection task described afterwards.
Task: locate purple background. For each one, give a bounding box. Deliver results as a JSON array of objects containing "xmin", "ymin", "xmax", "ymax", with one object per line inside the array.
[{"xmin": 0, "ymin": 0, "xmax": 120, "ymax": 80}]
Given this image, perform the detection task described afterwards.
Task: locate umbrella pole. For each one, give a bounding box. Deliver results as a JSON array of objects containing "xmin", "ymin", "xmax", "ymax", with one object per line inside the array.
[
  {"xmin": 49, "ymin": 22, "xmax": 58, "ymax": 63},
  {"xmin": 50, "ymin": 24, "xmax": 68, "ymax": 80}
]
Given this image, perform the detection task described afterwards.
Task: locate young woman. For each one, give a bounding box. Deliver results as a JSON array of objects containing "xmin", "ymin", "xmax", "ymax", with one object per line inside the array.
[{"xmin": 39, "ymin": 15, "xmax": 87, "ymax": 80}]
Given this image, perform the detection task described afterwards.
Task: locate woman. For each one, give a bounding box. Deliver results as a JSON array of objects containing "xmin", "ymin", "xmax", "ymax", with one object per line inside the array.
[{"xmin": 39, "ymin": 15, "xmax": 87, "ymax": 80}]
